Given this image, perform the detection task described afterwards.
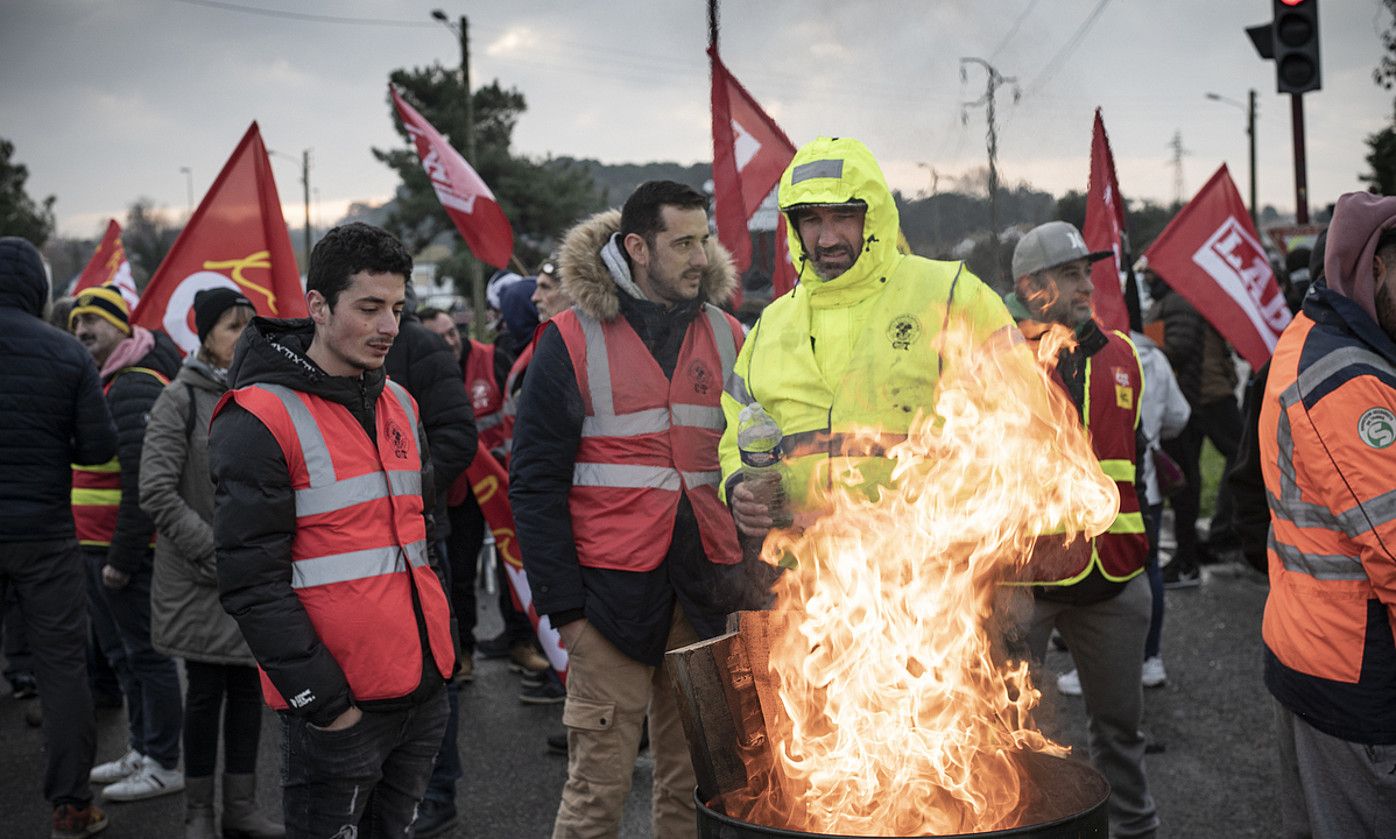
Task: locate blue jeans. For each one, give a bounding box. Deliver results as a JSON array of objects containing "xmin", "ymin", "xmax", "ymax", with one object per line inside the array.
[
  {"xmin": 84, "ymin": 549, "xmax": 183, "ymax": 768},
  {"xmin": 281, "ymin": 688, "xmax": 450, "ymax": 839}
]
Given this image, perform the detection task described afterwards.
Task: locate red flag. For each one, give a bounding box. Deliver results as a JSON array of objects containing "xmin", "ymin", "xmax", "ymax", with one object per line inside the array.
[
  {"xmin": 131, "ymin": 123, "xmax": 304, "ymax": 355},
  {"xmin": 458, "ymin": 446, "xmax": 569, "ymax": 682},
  {"xmin": 1142, "ymin": 165, "xmax": 1292, "ymax": 367},
  {"xmin": 710, "ymin": 47, "xmax": 797, "ymax": 299},
  {"xmin": 1083, "ymin": 109, "xmax": 1129, "ymax": 333},
  {"xmin": 71, "ymin": 219, "xmax": 139, "ymax": 310},
  {"xmin": 390, "ymin": 86, "xmax": 514, "ymax": 270}
]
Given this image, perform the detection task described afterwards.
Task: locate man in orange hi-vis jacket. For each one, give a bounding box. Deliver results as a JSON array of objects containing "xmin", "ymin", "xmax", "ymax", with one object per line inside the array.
[{"xmin": 1259, "ymin": 192, "xmax": 1396, "ymax": 838}]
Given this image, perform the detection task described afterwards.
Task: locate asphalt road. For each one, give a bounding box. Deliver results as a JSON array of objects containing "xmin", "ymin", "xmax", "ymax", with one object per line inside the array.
[{"xmin": 2, "ymin": 554, "xmax": 1277, "ymax": 838}]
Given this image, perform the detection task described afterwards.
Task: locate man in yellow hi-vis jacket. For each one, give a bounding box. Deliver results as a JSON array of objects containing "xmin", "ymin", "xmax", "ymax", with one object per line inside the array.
[{"xmin": 719, "ymin": 137, "xmax": 1015, "ymax": 532}]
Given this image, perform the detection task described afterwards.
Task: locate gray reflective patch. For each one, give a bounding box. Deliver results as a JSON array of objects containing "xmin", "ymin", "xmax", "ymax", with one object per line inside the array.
[{"xmin": 790, "ymin": 159, "xmax": 843, "ymax": 184}]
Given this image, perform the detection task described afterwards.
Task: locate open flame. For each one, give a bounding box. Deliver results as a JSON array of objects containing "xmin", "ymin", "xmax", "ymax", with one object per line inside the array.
[{"xmin": 735, "ymin": 321, "xmax": 1119, "ymax": 836}]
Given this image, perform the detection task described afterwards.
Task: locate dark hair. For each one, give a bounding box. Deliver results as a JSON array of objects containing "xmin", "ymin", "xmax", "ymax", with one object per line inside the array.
[
  {"xmin": 619, "ymin": 180, "xmax": 708, "ymax": 248},
  {"xmin": 307, "ymin": 222, "xmax": 413, "ymax": 309},
  {"xmin": 416, "ymin": 306, "xmax": 449, "ymax": 322}
]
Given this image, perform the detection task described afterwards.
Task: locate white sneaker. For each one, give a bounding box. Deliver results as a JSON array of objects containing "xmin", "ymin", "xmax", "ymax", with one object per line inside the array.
[
  {"xmin": 101, "ymin": 756, "xmax": 185, "ymax": 801},
  {"xmin": 89, "ymin": 749, "xmax": 144, "ymax": 784},
  {"xmin": 1056, "ymin": 669, "xmax": 1082, "ymax": 696},
  {"xmin": 1142, "ymin": 656, "xmax": 1167, "ymax": 688}
]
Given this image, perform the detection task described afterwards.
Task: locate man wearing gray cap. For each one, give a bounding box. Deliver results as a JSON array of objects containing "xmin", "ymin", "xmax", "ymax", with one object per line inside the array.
[{"xmin": 1005, "ymin": 220, "xmax": 1159, "ymax": 839}]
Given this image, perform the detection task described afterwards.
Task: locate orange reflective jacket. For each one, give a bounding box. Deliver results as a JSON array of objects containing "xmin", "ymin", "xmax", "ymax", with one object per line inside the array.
[{"xmin": 1260, "ymin": 287, "xmax": 1396, "ymax": 744}]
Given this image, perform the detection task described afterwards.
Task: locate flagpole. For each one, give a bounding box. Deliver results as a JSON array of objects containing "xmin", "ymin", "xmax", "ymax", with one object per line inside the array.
[{"xmin": 432, "ymin": 9, "xmax": 487, "ymax": 339}]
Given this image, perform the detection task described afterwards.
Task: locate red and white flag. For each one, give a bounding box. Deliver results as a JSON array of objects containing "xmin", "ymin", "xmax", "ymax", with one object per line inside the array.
[
  {"xmin": 1082, "ymin": 109, "xmax": 1130, "ymax": 333},
  {"xmin": 455, "ymin": 446, "xmax": 569, "ymax": 682},
  {"xmin": 1142, "ymin": 165, "xmax": 1291, "ymax": 367},
  {"xmin": 131, "ymin": 122, "xmax": 304, "ymax": 355},
  {"xmin": 71, "ymin": 219, "xmax": 138, "ymax": 310},
  {"xmin": 710, "ymin": 47, "xmax": 798, "ymax": 299},
  {"xmin": 390, "ymin": 86, "xmax": 514, "ymax": 270}
]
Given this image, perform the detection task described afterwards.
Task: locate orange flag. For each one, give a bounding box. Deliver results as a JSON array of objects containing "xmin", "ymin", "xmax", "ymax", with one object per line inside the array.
[
  {"xmin": 71, "ymin": 219, "xmax": 138, "ymax": 310},
  {"xmin": 132, "ymin": 122, "xmax": 304, "ymax": 354}
]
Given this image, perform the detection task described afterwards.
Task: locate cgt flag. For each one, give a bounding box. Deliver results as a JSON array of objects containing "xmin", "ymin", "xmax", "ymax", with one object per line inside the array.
[
  {"xmin": 132, "ymin": 122, "xmax": 304, "ymax": 355},
  {"xmin": 1082, "ymin": 109, "xmax": 1130, "ymax": 333},
  {"xmin": 709, "ymin": 46, "xmax": 798, "ymax": 299},
  {"xmin": 71, "ymin": 219, "xmax": 139, "ymax": 311},
  {"xmin": 452, "ymin": 446, "xmax": 569, "ymax": 683},
  {"xmin": 1142, "ymin": 165, "xmax": 1291, "ymax": 368},
  {"xmin": 390, "ymin": 85, "xmax": 514, "ymax": 270}
]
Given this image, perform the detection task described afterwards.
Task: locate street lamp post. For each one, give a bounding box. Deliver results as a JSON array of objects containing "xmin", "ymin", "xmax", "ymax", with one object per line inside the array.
[
  {"xmin": 1205, "ymin": 90, "xmax": 1258, "ymax": 228},
  {"xmin": 431, "ymin": 8, "xmax": 486, "ymax": 339}
]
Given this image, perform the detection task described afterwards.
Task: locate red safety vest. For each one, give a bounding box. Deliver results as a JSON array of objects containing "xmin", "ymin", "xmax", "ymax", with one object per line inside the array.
[
  {"xmin": 1077, "ymin": 329, "xmax": 1147, "ymax": 582},
  {"xmin": 465, "ymin": 339, "xmax": 509, "ymax": 453},
  {"xmin": 217, "ymin": 379, "xmax": 455, "ymax": 709},
  {"xmin": 1020, "ymin": 327, "xmax": 1146, "ymax": 584},
  {"xmin": 552, "ymin": 304, "xmax": 743, "ymax": 572},
  {"xmin": 71, "ymin": 366, "xmax": 170, "ymax": 548}
]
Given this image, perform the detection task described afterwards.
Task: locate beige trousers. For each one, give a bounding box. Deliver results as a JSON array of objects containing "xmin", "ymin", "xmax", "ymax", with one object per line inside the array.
[{"xmin": 552, "ymin": 605, "xmax": 700, "ymax": 839}]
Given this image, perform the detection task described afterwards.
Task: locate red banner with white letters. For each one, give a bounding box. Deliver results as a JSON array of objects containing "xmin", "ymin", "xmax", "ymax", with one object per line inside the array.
[
  {"xmin": 391, "ymin": 85, "xmax": 514, "ymax": 270},
  {"xmin": 131, "ymin": 122, "xmax": 304, "ymax": 355},
  {"xmin": 710, "ymin": 47, "xmax": 797, "ymax": 300},
  {"xmin": 1083, "ymin": 109, "xmax": 1130, "ymax": 333},
  {"xmin": 1142, "ymin": 165, "xmax": 1291, "ymax": 367}
]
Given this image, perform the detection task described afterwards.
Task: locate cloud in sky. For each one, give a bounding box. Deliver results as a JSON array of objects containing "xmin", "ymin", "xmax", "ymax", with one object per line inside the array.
[{"xmin": 1, "ymin": 0, "xmax": 1391, "ymax": 237}]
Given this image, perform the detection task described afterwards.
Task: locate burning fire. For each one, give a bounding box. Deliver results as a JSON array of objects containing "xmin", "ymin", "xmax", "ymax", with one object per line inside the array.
[{"xmin": 738, "ymin": 321, "xmax": 1119, "ymax": 836}]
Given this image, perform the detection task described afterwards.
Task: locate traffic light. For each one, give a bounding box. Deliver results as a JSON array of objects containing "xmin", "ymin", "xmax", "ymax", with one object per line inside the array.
[{"xmin": 1248, "ymin": 0, "xmax": 1321, "ymax": 94}]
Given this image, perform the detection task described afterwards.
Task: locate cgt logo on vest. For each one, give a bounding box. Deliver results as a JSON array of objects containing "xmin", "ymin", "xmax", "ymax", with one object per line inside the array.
[
  {"xmin": 470, "ymin": 379, "xmax": 493, "ymax": 412},
  {"xmin": 386, "ymin": 421, "xmax": 409, "ymax": 459},
  {"xmin": 888, "ymin": 314, "xmax": 923, "ymax": 351},
  {"xmin": 687, "ymin": 360, "xmax": 713, "ymax": 395},
  {"xmin": 1113, "ymin": 367, "xmax": 1134, "ymax": 410}
]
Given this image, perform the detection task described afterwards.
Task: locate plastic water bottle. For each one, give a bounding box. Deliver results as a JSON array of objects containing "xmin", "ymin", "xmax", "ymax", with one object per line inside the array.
[{"xmin": 737, "ymin": 403, "xmax": 791, "ymax": 529}]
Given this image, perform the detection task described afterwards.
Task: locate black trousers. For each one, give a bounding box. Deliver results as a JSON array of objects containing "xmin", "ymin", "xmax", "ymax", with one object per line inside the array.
[
  {"xmin": 280, "ymin": 688, "xmax": 449, "ymax": 839},
  {"xmin": 1162, "ymin": 395, "xmax": 1243, "ymax": 568},
  {"xmin": 184, "ymin": 661, "xmax": 263, "ymax": 777},
  {"xmin": 0, "ymin": 539, "xmax": 96, "ymax": 805},
  {"xmin": 446, "ymin": 496, "xmax": 530, "ymax": 651}
]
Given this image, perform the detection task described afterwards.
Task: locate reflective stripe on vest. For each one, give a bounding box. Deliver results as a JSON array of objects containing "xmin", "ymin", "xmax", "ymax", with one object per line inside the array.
[{"xmin": 292, "ymin": 539, "xmax": 431, "ymax": 589}]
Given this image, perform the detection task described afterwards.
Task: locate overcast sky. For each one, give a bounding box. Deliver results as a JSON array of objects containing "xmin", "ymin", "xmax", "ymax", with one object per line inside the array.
[{"xmin": 3, "ymin": 0, "xmax": 1392, "ymax": 239}]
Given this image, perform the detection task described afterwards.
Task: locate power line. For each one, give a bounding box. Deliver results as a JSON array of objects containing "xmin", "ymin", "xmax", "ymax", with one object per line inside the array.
[
  {"xmin": 989, "ymin": 0, "xmax": 1041, "ymax": 61},
  {"xmin": 1024, "ymin": 0, "xmax": 1113, "ymax": 94},
  {"xmin": 167, "ymin": 0, "xmax": 436, "ymax": 27}
]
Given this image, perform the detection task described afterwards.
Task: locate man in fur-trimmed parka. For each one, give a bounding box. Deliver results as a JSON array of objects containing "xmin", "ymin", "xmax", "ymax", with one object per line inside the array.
[{"xmin": 510, "ymin": 181, "xmax": 756, "ymax": 838}]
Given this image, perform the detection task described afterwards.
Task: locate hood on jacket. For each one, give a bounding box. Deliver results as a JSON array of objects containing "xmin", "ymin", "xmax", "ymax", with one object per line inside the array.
[
  {"xmin": 558, "ymin": 209, "xmax": 738, "ymax": 322},
  {"xmin": 1325, "ymin": 191, "xmax": 1396, "ymax": 324},
  {"xmin": 227, "ymin": 316, "xmax": 386, "ymax": 407},
  {"xmin": 0, "ymin": 236, "xmax": 50, "ymax": 318},
  {"xmin": 777, "ymin": 137, "xmax": 901, "ymax": 302},
  {"xmin": 104, "ymin": 327, "xmax": 181, "ymax": 383}
]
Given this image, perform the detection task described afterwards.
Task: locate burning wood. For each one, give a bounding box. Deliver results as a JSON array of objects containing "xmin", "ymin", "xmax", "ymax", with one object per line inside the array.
[{"xmin": 668, "ymin": 322, "xmax": 1117, "ymax": 836}]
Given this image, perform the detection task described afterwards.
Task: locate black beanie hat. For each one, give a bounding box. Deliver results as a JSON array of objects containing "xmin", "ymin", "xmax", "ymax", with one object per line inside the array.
[{"xmin": 193, "ymin": 287, "xmax": 253, "ymax": 345}]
